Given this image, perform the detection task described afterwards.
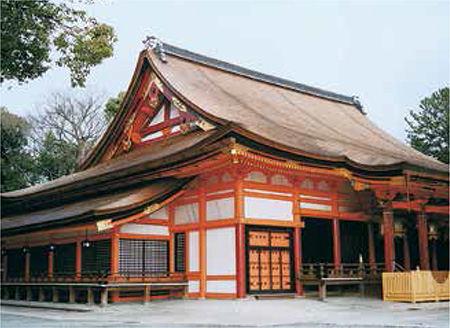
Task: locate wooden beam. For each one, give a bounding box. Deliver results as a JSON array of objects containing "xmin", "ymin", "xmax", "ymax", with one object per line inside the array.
[
  {"xmin": 199, "ymin": 182, "xmax": 207, "ymax": 299},
  {"xmin": 403, "ymin": 235, "xmax": 411, "ymax": 271},
  {"xmin": 367, "ymin": 223, "xmax": 375, "ymax": 266}
]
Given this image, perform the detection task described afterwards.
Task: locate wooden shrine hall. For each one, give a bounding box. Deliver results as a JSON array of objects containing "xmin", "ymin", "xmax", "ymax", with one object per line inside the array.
[{"xmin": 1, "ymin": 37, "xmax": 449, "ymax": 304}]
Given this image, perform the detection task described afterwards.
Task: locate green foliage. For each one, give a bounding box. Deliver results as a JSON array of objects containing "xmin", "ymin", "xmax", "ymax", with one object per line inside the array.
[
  {"xmin": 406, "ymin": 87, "xmax": 449, "ymax": 164},
  {"xmin": 34, "ymin": 132, "xmax": 79, "ymax": 181},
  {"xmin": 104, "ymin": 91, "xmax": 126, "ymax": 121},
  {"xmin": 1, "ymin": 0, "xmax": 117, "ymax": 87},
  {"xmin": 0, "ymin": 108, "xmax": 38, "ymax": 192}
]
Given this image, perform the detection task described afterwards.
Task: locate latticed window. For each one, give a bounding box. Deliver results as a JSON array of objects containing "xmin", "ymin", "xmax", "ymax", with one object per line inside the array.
[
  {"xmin": 81, "ymin": 239, "xmax": 111, "ymax": 277},
  {"xmin": 30, "ymin": 246, "xmax": 48, "ymax": 278},
  {"xmin": 174, "ymin": 233, "xmax": 186, "ymax": 272},
  {"xmin": 53, "ymin": 243, "xmax": 76, "ymax": 278},
  {"xmin": 119, "ymin": 239, "xmax": 168, "ymax": 277}
]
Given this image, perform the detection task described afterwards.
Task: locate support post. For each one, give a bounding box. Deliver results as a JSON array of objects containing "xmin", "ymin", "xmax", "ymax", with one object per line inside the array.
[
  {"xmin": 417, "ymin": 210, "xmax": 430, "ymax": 270},
  {"xmin": 234, "ymin": 171, "xmax": 246, "ymax": 299},
  {"xmin": 87, "ymin": 288, "xmax": 94, "ymax": 305},
  {"xmin": 69, "ymin": 286, "xmax": 76, "ymax": 303},
  {"xmin": 48, "ymin": 251, "xmax": 54, "ymax": 280},
  {"xmin": 430, "ymin": 240, "xmax": 438, "ymax": 271},
  {"xmin": 15, "ymin": 286, "xmax": 20, "ymax": 300},
  {"xmin": 2, "ymin": 254, "xmax": 7, "ymax": 282},
  {"xmin": 332, "ymin": 218, "xmax": 341, "ymax": 268},
  {"xmin": 144, "ymin": 285, "xmax": 151, "ymax": 304},
  {"xmin": 110, "ymin": 231, "xmax": 120, "ymax": 302},
  {"xmin": 382, "ymin": 204, "xmax": 394, "ymax": 272},
  {"xmin": 26, "ymin": 287, "xmax": 32, "ymax": 301},
  {"xmin": 39, "ymin": 288, "xmax": 45, "ymax": 302},
  {"xmin": 4, "ymin": 286, "xmax": 10, "ymax": 300},
  {"xmin": 52, "ymin": 287, "xmax": 59, "ymax": 302},
  {"xmin": 403, "ymin": 235, "xmax": 411, "ymax": 271},
  {"xmin": 76, "ymin": 240, "xmax": 82, "ymax": 280},
  {"xmin": 25, "ymin": 252, "xmax": 30, "ymax": 282},
  {"xmin": 100, "ymin": 288, "xmax": 108, "ymax": 306},
  {"xmin": 293, "ymin": 227, "xmax": 302, "ymax": 296},
  {"xmin": 318, "ymin": 281, "xmax": 326, "ymax": 301},
  {"xmin": 198, "ymin": 182, "xmax": 207, "ymax": 299},
  {"xmin": 368, "ymin": 223, "xmax": 376, "ymax": 266}
]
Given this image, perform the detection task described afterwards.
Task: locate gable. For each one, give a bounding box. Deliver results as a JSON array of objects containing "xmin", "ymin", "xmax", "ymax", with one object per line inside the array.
[{"xmin": 94, "ymin": 61, "xmax": 216, "ymax": 165}]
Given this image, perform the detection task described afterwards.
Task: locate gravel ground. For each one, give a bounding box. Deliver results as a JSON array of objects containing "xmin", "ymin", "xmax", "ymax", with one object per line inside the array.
[{"xmin": 1, "ymin": 297, "xmax": 449, "ymax": 328}]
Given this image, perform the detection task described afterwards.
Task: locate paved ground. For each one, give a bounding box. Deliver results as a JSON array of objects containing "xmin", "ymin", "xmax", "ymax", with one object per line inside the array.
[{"xmin": 1, "ymin": 297, "xmax": 449, "ymax": 328}]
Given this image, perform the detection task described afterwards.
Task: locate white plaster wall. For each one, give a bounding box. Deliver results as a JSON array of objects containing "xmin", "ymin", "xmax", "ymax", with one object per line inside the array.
[
  {"xmin": 206, "ymin": 198, "xmax": 234, "ymax": 221},
  {"xmin": 119, "ymin": 223, "xmax": 169, "ymax": 235},
  {"xmin": 174, "ymin": 203, "xmax": 199, "ymax": 225},
  {"xmin": 207, "ymin": 280, "xmax": 237, "ymax": 293},
  {"xmin": 244, "ymin": 197, "xmax": 293, "ymax": 221},
  {"xmin": 300, "ymin": 203, "xmax": 332, "ymax": 211},
  {"xmin": 189, "ymin": 231, "xmax": 199, "ymax": 272},
  {"xmin": 150, "ymin": 207, "xmax": 168, "ymax": 220},
  {"xmin": 206, "ymin": 227, "xmax": 236, "ymax": 275},
  {"xmin": 188, "ymin": 280, "xmax": 200, "ymax": 293}
]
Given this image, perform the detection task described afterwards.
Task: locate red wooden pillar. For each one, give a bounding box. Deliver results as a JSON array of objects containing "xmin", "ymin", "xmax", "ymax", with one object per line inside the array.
[
  {"xmin": 110, "ymin": 232, "xmax": 120, "ymax": 302},
  {"xmin": 24, "ymin": 251, "xmax": 30, "ymax": 281},
  {"xmin": 403, "ymin": 235, "xmax": 411, "ymax": 271},
  {"xmin": 198, "ymin": 183, "xmax": 207, "ymax": 299},
  {"xmin": 382, "ymin": 204, "xmax": 394, "ymax": 272},
  {"xmin": 293, "ymin": 227, "xmax": 302, "ymax": 296},
  {"xmin": 48, "ymin": 251, "xmax": 54, "ymax": 280},
  {"xmin": 235, "ymin": 224, "xmax": 246, "ymax": 298},
  {"xmin": 76, "ymin": 240, "xmax": 82, "ymax": 280},
  {"xmin": 332, "ymin": 218, "xmax": 341, "ymax": 267},
  {"xmin": 367, "ymin": 223, "xmax": 376, "ymax": 265},
  {"xmin": 2, "ymin": 253, "xmax": 7, "ymax": 281},
  {"xmin": 417, "ymin": 210, "xmax": 429, "ymax": 270},
  {"xmin": 234, "ymin": 171, "xmax": 246, "ymax": 298},
  {"xmin": 430, "ymin": 240, "xmax": 438, "ymax": 271}
]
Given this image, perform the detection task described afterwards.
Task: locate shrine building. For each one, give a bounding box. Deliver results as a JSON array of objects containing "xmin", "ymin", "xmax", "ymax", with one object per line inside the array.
[{"xmin": 1, "ymin": 38, "xmax": 449, "ymax": 304}]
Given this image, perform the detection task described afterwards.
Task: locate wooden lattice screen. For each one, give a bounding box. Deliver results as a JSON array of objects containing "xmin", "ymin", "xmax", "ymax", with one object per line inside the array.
[
  {"xmin": 174, "ymin": 233, "xmax": 186, "ymax": 272},
  {"xmin": 81, "ymin": 239, "xmax": 111, "ymax": 276},
  {"xmin": 30, "ymin": 246, "xmax": 48, "ymax": 278},
  {"xmin": 53, "ymin": 243, "xmax": 76, "ymax": 277},
  {"xmin": 6, "ymin": 248, "xmax": 25, "ymax": 278},
  {"xmin": 119, "ymin": 239, "xmax": 169, "ymax": 277}
]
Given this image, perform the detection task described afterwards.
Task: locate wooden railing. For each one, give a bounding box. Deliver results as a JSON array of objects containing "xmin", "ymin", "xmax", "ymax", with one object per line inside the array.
[
  {"xmin": 298, "ymin": 263, "xmax": 386, "ymax": 281},
  {"xmin": 3, "ymin": 270, "xmax": 186, "ymax": 284},
  {"xmin": 383, "ymin": 271, "xmax": 450, "ymax": 303}
]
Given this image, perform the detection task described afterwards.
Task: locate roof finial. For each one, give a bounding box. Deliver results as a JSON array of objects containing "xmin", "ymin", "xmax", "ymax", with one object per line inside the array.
[
  {"xmin": 352, "ymin": 96, "xmax": 365, "ymax": 113},
  {"xmin": 143, "ymin": 36, "xmax": 167, "ymax": 63}
]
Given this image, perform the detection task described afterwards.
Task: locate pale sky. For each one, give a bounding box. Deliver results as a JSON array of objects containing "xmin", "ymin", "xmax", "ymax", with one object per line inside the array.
[{"xmin": 1, "ymin": 0, "xmax": 449, "ymax": 142}]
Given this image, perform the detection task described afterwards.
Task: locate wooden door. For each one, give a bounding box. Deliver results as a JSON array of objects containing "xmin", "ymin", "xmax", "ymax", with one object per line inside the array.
[{"xmin": 247, "ymin": 228, "xmax": 294, "ymax": 294}]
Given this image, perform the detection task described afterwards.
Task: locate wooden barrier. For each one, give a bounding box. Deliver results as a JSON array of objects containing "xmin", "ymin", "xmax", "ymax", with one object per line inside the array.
[{"xmin": 383, "ymin": 271, "xmax": 449, "ymax": 303}]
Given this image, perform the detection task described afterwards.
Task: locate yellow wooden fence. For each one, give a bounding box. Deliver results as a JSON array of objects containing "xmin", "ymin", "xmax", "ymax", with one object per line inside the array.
[{"xmin": 383, "ymin": 271, "xmax": 449, "ymax": 303}]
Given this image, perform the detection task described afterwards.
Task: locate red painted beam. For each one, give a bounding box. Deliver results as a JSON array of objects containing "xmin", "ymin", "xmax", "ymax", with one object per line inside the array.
[
  {"xmin": 382, "ymin": 206, "xmax": 394, "ymax": 272},
  {"xmin": 332, "ymin": 218, "xmax": 341, "ymax": 267},
  {"xmin": 417, "ymin": 211, "xmax": 430, "ymax": 270}
]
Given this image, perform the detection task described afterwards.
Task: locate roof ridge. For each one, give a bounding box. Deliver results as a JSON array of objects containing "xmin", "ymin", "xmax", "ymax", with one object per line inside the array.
[{"xmin": 161, "ymin": 42, "xmax": 364, "ymax": 113}]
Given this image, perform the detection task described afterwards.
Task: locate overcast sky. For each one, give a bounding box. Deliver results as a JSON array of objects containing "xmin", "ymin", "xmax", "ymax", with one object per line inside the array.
[{"xmin": 1, "ymin": 0, "xmax": 448, "ymax": 142}]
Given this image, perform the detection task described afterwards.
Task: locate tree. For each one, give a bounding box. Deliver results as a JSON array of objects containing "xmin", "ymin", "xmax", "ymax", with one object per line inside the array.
[
  {"xmin": 104, "ymin": 91, "xmax": 126, "ymax": 121},
  {"xmin": 0, "ymin": 108, "xmax": 38, "ymax": 192},
  {"xmin": 1, "ymin": 0, "xmax": 117, "ymax": 87},
  {"xmin": 29, "ymin": 91, "xmax": 107, "ymax": 178},
  {"xmin": 406, "ymin": 87, "xmax": 449, "ymax": 164}
]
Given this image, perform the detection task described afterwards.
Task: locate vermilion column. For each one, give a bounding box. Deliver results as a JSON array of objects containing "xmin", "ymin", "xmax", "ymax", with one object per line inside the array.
[
  {"xmin": 2, "ymin": 254, "xmax": 7, "ymax": 281},
  {"xmin": 332, "ymin": 218, "xmax": 341, "ymax": 267},
  {"xmin": 367, "ymin": 223, "xmax": 376, "ymax": 265},
  {"xmin": 293, "ymin": 227, "xmax": 302, "ymax": 295},
  {"xmin": 417, "ymin": 211, "xmax": 430, "ymax": 270},
  {"xmin": 48, "ymin": 251, "xmax": 54, "ymax": 280},
  {"xmin": 110, "ymin": 232, "xmax": 120, "ymax": 302},
  {"xmin": 403, "ymin": 235, "xmax": 411, "ymax": 271},
  {"xmin": 25, "ymin": 251, "xmax": 30, "ymax": 281},
  {"xmin": 234, "ymin": 172, "xmax": 246, "ymax": 298},
  {"xmin": 76, "ymin": 240, "xmax": 82, "ymax": 280},
  {"xmin": 430, "ymin": 240, "xmax": 438, "ymax": 271},
  {"xmin": 236, "ymin": 224, "xmax": 246, "ymax": 298},
  {"xmin": 198, "ymin": 184, "xmax": 207, "ymax": 299},
  {"xmin": 382, "ymin": 204, "xmax": 394, "ymax": 272}
]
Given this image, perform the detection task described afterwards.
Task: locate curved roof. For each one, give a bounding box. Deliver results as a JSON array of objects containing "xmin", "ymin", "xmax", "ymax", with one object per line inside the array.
[{"xmin": 146, "ymin": 43, "xmax": 447, "ymax": 173}]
